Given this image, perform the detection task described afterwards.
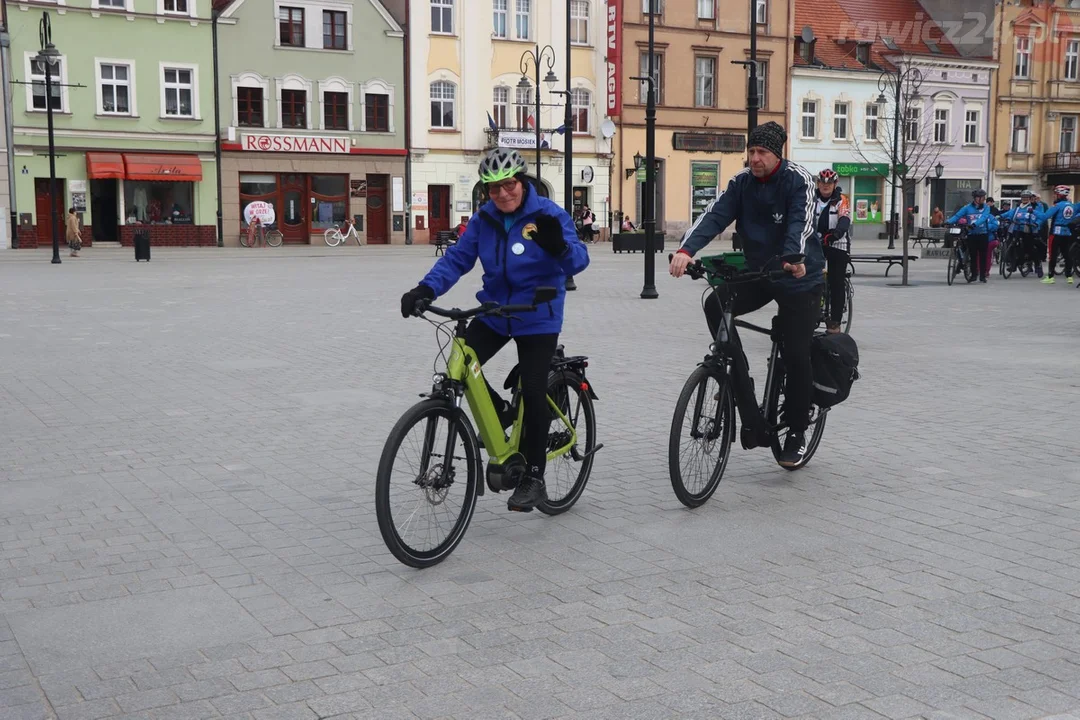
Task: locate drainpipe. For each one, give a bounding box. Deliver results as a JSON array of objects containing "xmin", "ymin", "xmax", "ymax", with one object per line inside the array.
[
  {"xmin": 212, "ymin": 5, "xmax": 224, "ymax": 247},
  {"xmin": 402, "ymin": 0, "xmax": 412, "ymax": 244},
  {"xmin": 1, "ymin": 0, "xmax": 17, "ymax": 248}
]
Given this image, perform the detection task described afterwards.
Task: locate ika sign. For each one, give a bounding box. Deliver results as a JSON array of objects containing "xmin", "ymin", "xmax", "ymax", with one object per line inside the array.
[
  {"xmin": 606, "ymin": 0, "xmax": 622, "ymax": 116},
  {"xmin": 241, "ymin": 134, "xmax": 351, "ymax": 154}
]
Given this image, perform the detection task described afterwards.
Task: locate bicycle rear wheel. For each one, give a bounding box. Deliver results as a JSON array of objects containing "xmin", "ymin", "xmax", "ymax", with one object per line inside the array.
[
  {"xmin": 240, "ymin": 231, "xmax": 252, "ymax": 248},
  {"xmin": 375, "ymin": 399, "xmax": 480, "ymax": 568},
  {"xmin": 1001, "ymin": 244, "xmax": 1016, "ymax": 279},
  {"xmin": 668, "ymin": 365, "xmax": 735, "ymax": 508},
  {"xmin": 766, "ymin": 359, "xmax": 827, "ymax": 471},
  {"xmin": 537, "ymin": 370, "xmax": 596, "ymax": 516},
  {"xmin": 841, "ymin": 279, "xmax": 854, "ymax": 334},
  {"xmin": 324, "ymin": 228, "xmax": 342, "ymax": 247},
  {"xmin": 947, "ymin": 248, "xmax": 957, "ymax": 286},
  {"xmin": 265, "ymin": 230, "xmax": 283, "ymax": 247}
]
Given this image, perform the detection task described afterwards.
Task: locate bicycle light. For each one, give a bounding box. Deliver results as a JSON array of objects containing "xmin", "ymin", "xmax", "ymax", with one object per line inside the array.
[{"xmin": 433, "ymin": 373, "xmax": 446, "ymax": 385}]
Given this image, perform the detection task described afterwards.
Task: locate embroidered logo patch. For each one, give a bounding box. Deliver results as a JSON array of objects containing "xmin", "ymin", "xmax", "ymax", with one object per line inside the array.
[{"xmin": 522, "ymin": 223, "xmax": 538, "ymax": 239}]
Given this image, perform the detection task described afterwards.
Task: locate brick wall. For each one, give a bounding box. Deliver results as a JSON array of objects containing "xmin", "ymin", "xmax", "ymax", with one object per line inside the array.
[
  {"xmin": 16, "ymin": 227, "xmax": 37, "ymax": 248},
  {"xmin": 119, "ymin": 225, "xmax": 217, "ymax": 247}
]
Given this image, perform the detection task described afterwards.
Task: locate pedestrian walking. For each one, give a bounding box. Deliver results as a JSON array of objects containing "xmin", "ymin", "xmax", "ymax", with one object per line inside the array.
[{"xmin": 66, "ymin": 208, "xmax": 82, "ymax": 257}]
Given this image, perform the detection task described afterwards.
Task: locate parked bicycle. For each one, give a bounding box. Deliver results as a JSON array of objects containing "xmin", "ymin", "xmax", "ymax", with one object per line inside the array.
[
  {"xmin": 668, "ymin": 253, "xmax": 834, "ymax": 508},
  {"xmin": 375, "ymin": 288, "xmax": 601, "ymax": 568},
  {"xmin": 945, "ymin": 224, "xmax": 975, "ymax": 285},
  {"xmin": 324, "ymin": 218, "xmax": 363, "ymax": 247},
  {"xmin": 240, "ymin": 218, "xmax": 283, "ymax": 248}
]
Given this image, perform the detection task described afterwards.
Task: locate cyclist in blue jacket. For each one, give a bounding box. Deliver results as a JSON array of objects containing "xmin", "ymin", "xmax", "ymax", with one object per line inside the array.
[
  {"xmin": 1037, "ymin": 185, "xmax": 1076, "ymax": 285},
  {"xmin": 999, "ymin": 190, "xmax": 1044, "ymax": 277},
  {"xmin": 946, "ymin": 189, "xmax": 997, "ymax": 283},
  {"xmin": 399, "ymin": 148, "xmax": 590, "ymax": 512}
]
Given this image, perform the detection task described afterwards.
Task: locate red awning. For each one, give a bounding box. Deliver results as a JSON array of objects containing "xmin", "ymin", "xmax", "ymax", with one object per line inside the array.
[
  {"xmin": 86, "ymin": 153, "xmax": 126, "ymax": 179},
  {"xmin": 123, "ymin": 154, "xmax": 203, "ymax": 182}
]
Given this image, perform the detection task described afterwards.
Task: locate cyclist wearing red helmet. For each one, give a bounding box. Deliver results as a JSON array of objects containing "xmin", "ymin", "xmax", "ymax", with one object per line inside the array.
[
  {"xmin": 813, "ymin": 169, "xmax": 851, "ymax": 333},
  {"xmin": 1038, "ymin": 185, "xmax": 1077, "ymax": 284}
]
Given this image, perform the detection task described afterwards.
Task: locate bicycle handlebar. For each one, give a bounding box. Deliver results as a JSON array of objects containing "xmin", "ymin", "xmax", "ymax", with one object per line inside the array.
[
  {"xmin": 671, "ymin": 254, "xmax": 790, "ymax": 284},
  {"xmin": 414, "ymin": 300, "xmax": 537, "ymax": 320}
]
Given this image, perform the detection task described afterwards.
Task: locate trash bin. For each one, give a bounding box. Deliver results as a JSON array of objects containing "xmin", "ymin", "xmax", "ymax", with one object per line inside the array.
[{"xmin": 134, "ymin": 228, "xmax": 151, "ymax": 262}]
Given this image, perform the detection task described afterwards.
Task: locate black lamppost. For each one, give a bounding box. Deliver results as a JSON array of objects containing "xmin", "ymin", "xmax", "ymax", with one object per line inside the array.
[
  {"xmin": 518, "ymin": 46, "xmax": 558, "ymax": 188},
  {"xmin": 629, "ymin": 0, "xmax": 658, "ymax": 299},
  {"xmin": 731, "ymin": 0, "xmax": 760, "ymax": 139},
  {"xmin": 876, "ymin": 64, "xmax": 923, "ymax": 255},
  {"xmin": 36, "ymin": 12, "xmax": 61, "ymax": 264}
]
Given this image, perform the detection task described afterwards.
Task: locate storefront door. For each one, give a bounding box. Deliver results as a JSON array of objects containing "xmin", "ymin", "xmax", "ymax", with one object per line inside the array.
[
  {"xmin": 280, "ymin": 173, "xmax": 307, "ymax": 243},
  {"xmin": 34, "ymin": 178, "xmax": 65, "ymax": 247},
  {"xmin": 428, "ymin": 185, "xmax": 451, "ymax": 235},
  {"xmin": 366, "ymin": 175, "xmax": 388, "ymax": 244},
  {"xmin": 90, "ymin": 179, "xmax": 119, "ymax": 243}
]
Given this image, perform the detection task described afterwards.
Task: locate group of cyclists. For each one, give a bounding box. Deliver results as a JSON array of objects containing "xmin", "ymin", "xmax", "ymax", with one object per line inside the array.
[{"xmin": 944, "ymin": 185, "xmax": 1078, "ymax": 284}]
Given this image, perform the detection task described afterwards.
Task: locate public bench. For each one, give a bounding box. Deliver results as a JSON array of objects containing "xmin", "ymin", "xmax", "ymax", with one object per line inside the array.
[
  {"xmin": 433, "ymin": 231, "xmax": 457, "ymax": 257},
  {"xmin": 912, "ymin": 227, "xmax": 947, "ymax": 247},
  {"xmin": 848, "ymin": 254, "xmax": 918, "ymax": 277}
]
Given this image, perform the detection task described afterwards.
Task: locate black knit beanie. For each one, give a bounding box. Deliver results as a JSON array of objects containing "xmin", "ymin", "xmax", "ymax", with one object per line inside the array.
[{"xmin": 747, "ymin": 121, "xmax": 786, "ymax": 159}]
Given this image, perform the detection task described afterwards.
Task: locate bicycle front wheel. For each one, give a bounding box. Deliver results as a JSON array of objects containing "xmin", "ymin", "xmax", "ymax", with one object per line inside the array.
[
  {"xmin": 766, "ymin": 360, "xmax": 827, "ymax": 471},
  {"xmin": 265, "ymin": 230, "xmax": 283, "ymax": 247},
  {"xmin": 537, "ymin": 369, "xmax": 597, "ymax": 516},
  {"xmin": 947, "ymin": 248, "xmax": 957, "ymax": 286},
  {"xmin": 324, "ymin": 228, "xmax": 341, "ymax": 247},
  {"xmin": 841, "ymin": 279, "xmax": 854, "ymax": 334},
  {"xmin": 375, "ymin": 399, "xmax": 480, "ymax": 568},
  {"xmin": 240, "ymin": 231, "xmax": 252, "ymax": 248},
  {"xmin": 668, "ymin": 365, "xmax": 735, "ymax": 508}
]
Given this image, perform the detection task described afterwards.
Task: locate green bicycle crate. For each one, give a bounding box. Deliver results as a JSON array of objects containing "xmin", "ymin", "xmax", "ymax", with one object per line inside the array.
[{"xmin": 699, "ymin": 252, "xmax": 747, "ymax": 287}]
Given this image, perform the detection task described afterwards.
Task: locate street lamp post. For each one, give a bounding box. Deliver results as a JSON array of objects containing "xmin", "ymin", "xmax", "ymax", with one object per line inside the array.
[
  {"xmin": 629, "ymin": 0, "xmax": 658, "ymax": 299},
  {"xmin": 876, "ymin": 64, "xmax": 923, "ymax": 256},
  {"xmin": 518, "ymin": 46, "xmax": 558, "ymax": 189},
  {"xmin": 36, "ymin": 12, "xmax": 62, "ymax": 264}
]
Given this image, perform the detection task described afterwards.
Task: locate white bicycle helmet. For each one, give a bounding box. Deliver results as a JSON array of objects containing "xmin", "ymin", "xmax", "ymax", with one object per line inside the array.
[{"xmin": 478, "ymin": 148, "xmax": 528, "ymax": 184}]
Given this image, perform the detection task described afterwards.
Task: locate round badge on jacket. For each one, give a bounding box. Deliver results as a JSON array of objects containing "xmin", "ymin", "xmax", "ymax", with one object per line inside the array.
[
  {"xmin": 511, "ymin": 242, "xmax": 525, "ymax": 255},
  {"xmin": 522, "ymin": 223, "xmax": 538, "ymax": 240}
]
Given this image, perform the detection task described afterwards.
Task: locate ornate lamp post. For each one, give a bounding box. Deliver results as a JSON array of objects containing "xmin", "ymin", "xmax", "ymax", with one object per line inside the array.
[{"xmin": 518, "ymin": 46, "xmax": 558, "ymax": 188}]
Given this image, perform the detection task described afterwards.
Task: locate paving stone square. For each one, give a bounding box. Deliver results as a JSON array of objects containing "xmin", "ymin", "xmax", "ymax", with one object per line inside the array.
[{"xmin": 1, "ymin": 243, "xmax": 1079, "ymax": 720}]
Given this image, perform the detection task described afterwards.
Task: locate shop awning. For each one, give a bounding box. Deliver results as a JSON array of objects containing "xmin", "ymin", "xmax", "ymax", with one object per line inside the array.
[
  {"xmin": 85, "ymin": 153, "xmax": 126, "ymax": 179},
  {"xmin": 123, "ymin": 154, "xmax": 203, "ymax": 182}
]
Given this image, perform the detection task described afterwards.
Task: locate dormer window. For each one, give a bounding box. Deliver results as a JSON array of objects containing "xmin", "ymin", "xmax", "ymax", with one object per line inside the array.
[
  {"xmin": 796, "ymin": 38, "xmax": 815, "ymax": 63},
  {"xmin": 856, "ymin": 42, "xmax": 869, "ymax": 66}
]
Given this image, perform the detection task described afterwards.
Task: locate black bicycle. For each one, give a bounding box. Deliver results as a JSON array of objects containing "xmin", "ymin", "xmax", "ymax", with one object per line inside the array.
[
  {"xmin": 668, "ymin": 253, "xmax": 829, "ymax": 508},
  {"xmin": 945, "ymin": 224, "xmax": 976, "ymax": 285}
]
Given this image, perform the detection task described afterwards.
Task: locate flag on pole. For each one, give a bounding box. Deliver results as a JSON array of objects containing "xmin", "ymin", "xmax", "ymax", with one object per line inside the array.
[{"xmin": 487, "ymin": 112, "xmax": 498, "ymax": 131}]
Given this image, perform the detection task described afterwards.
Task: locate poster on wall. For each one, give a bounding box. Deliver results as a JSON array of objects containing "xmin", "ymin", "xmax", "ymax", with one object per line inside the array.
[
  {"xmin": 71, "ymin": 192, "xmax": 87, "ymax": 213},
  {"xmin": 411, "ymin": 192, "xmax": 428, "ymax": 209},
  {"xmin": 350, "ymin": 179, "xmax": 367, "ymax": 198},
  {"xmin": 855, "ymin": 199, "xmax": 868, "ymax": 221},
  {"xmin": 690, "ymin": 162, "xmax": 719, "ymax": 223},
  {"xmin": 244, "ymin": 201, "xmax": 276, "ymax": 226},
  {"xmin": 392, "ymin": 177, "xmax": 405, "ymax": 212}
]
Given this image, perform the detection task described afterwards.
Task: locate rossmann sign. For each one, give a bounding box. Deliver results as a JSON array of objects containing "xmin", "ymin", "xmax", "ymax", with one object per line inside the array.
[{"xmin": 241, "ymin": 134, "xmax": 350, "ymax": 154}]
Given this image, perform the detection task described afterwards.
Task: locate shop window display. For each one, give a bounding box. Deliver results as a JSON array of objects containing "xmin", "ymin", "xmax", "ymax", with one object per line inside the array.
[
  {"xmin": 311, "ymin": 174, "xmax": 347, "ymax": 230},
  {"xmin": 125, "ymin": 181, "xmax": 194, "ymax": 225}
]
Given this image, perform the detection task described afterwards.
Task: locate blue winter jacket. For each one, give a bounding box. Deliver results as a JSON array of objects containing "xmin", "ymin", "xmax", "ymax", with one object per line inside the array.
[
  {"xmin": 419, "ymin": 183, "xmax": 589, "ymax": 336},
  {"xmin": 1000, "ymin": 203, "xmax": 1041, "ymax": 235},
  {"xmin": 946, "ymin": 203, "xmax": 996, "ymax": 237},
  {"xmin": 1036, "ymin": 199, "xmax": 1078, "ymax": 237}
]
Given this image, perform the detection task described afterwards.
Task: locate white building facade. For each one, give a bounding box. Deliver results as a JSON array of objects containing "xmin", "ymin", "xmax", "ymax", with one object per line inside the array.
[{"xmin": 407, "ymin": 0, "xmax": 612, "ymax": 242}]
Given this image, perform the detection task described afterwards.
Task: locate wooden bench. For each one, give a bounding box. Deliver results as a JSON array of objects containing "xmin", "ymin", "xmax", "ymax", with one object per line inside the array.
[
  {"xmin": 912, "ymin": 227, "xmax": 946, "ymax": 247},
  {"xmin": 848, "ymin": 254, "xmax": 918, "ymax": 277},
  {"xmin": 433, "ymin": 230, "xmax": 457, "ymax": 256}
]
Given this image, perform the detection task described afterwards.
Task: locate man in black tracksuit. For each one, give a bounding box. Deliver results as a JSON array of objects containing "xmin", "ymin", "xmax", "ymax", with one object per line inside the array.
[{"xmin": 670, "ymin": 121, "xmax": 825, "ymax": 467}]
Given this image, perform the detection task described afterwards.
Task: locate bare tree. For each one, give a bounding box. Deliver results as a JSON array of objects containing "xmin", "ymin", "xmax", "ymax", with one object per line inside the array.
[{"xmin": 849, "ymin": 54, "xmax": 950, "ymax": 285}]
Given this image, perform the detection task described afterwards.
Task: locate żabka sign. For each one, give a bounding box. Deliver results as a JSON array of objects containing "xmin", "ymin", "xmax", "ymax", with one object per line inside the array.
[
  {"xmin": 241, "ymin": 134, "xmax": 350, "ymax": 154},
  {"xmin": 606, "ymin": 0, "xmax": 621, "ymax": 117}
]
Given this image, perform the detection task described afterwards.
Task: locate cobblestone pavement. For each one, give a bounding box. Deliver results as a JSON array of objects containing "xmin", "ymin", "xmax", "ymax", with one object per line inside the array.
[{"xmin": 1, "ymin": 244, "xmax": 1079, "ymax": 720}]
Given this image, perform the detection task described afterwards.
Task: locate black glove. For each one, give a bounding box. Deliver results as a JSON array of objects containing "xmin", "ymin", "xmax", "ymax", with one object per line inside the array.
[
  {"xmin": 529, "ymin": 214, "xmax": 568, "ymax": 257},
  {"xmin": 400, "ymin": 284, "xmax": 434, "ymax": 318}
]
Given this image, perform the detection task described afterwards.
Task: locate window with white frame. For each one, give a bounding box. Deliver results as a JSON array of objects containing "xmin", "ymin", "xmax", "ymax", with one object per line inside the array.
[
  {"xmin": 1061, "ymin": 115, "xmax": 1077, "ymax": 152},
  {"xmin": 93, "ymin": 0, "xmax": 132, "ymax": 10},
  {"xmin": 904, "ymin": 105, "xmax": 920, "ymax": 143},
  {"xmin": 697, "ymin": 0, "xmax": 714, "ymax": 19},
  {"xmin": 933, "ymin": 108, "xmax": 949, "ymax": 143},
  {"xmin": 642, "ymin": 0, "xmax": 662, "ymax": 14},
  {"xmin": 163, "ymin": 0, "xmax": 189, "ymax": 13},
  {"xmin": 571, "ymin": 87, "xmax": 590, "ymax": 133},
  {"xmin": 27, "ymin": 54, "xmax": 66, "ymax": 112},
  {"xmin": 1066, "ymin": 39, "xmax": 1079, "ymax": 81},
  {"xmin": 515, "ymin": 0, "xmax": 531, "ymax": 40},
  {"xmin": 801, "ymin": 99, "xmax": 817, "ymax": 139},
  {"xmin": 431, "ymin": 0, "xmax": 454, "ymax": 34},
  {"xmin": 359, "ymin": 79, "xmax": 394, "ymax": 132},
  {"xmin": 162, "ymin": 65, "xmax": 195, "ymax": 117},
  {"xmin": 515, "ymin": 82, "xmax": 533, "ymax": 130},
  {"xmin": 833, "ymin": 102, "xmax": 849, "ymax": 139},
  {"xmin": 755, "ymin": 0, "xmax": 766, "ymax": 25},
  {"xmin": 1011, "ymin": 114, "xmax": 1029, "ymax": 152},
  {"xmin": 319, "ymin": 78, "xmax": 351, "ymax": 131},
  {"xmin": 865, "ymin": 103, "xmax": 879, "ymax": 140},
  {"xmin": 638, "ymin": 52, "xmax": 663, "ymax": 105},
  {"xmin": 493, "ymin": 0, "xmax": 507, "ymax": 38},
  {"xmin": 98, "ymin": 61, "xmax": 133, "ymax": 115},
  {"xmin": 1015, "ymin": 36, "xmax": 1031, "ymax": 78},
  {"xmin": 430, "ymin": 80, "xmax": 455, "ymax": 128},
  {"xmin": 694, "ymin": 56, "xmax": 716, "ymax": 107},
  {"xmin": 570, "ymin": 1, "xmax": 589, "ymax": 45},
  {"xmin": 747, "ymin": 61, "xmax": 766, "ymax": 108},
  {"xmin": 233, "ymin": 72, "xmax": 269, "ymax": 128},
  {"xmin": 493, "ymin": 86, "xmax": 509, "ymax": 128},
  {"xmin": 964, "ymin": 109, "xmax": 979, "ymax": 144}
]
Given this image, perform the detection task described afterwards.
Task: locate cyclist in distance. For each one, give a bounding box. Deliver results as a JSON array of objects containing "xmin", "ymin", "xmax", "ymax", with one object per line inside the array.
[
  {"xmin": 946, "ymin": 189, "xmax": 997, "ymax": 283},
  {"xmin": 999, "ymin": 190, "xmax": 1044, "ymax": 278},
  {"xmin": 399, "ymin": 148, "xmax": 590, "ymax": 512},
  {"xmin": 1038, "ymin": 185, "xmax": 1076, "ymax": 285},
  {"xmin": 812, "ymin": 168, "xmax": 851, "ymax": 334},
  {"xmin": 669, "ymin": 121, "xmax": 825, "ymax": 467}
]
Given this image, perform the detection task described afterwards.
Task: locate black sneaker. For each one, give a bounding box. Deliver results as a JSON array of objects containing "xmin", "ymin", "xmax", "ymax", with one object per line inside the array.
[
  {"xmin": 507, "ymin": 474, "xmax": 547, "ymax": 512},
  {"xmin": 777, "ymin": 432, "xmax": 807, "ymax": 468}
]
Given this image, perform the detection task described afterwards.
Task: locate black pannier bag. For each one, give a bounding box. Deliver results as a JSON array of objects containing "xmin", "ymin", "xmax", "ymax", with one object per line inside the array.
[{"xmin": 811, "ymin": 333, "xmax": 860, "ymax": 408}]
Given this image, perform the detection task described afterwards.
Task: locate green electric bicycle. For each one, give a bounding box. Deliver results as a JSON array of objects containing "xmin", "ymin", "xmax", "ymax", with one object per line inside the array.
[{"xmin": 375, "ymin": 287, "xmax": 601, "ymax": 568}]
